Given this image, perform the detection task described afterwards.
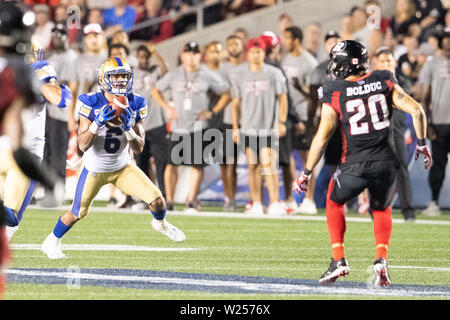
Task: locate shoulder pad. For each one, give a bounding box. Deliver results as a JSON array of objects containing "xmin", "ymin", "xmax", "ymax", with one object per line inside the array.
[
  {"xmin": 128, "ymin": 93, "xmax": 146, "ymax": 108},
  {"xmin": 78, "ymin": 92, "xmax": 99, "ymax": 106}
]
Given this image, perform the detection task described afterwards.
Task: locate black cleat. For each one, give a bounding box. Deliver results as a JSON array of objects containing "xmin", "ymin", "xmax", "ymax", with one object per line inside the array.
[
  {"xmin": 319, "ymin": 258, "xmax": 350, "ymax": 285},
  {"xmin": 373, "ymin": 258, "xmax": 391, "ymax": 287}
]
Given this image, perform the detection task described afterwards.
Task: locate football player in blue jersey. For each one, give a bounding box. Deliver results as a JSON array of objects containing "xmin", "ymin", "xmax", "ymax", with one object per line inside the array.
[{"xmin": 41, "ymin": 57, "xmax": 186, "ymax": 259}]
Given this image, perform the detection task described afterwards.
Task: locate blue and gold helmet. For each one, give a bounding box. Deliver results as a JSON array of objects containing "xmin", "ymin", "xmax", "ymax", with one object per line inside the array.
[{"xmin": 99, "ymin": 57, "xmax": 133, "ymax": 95}]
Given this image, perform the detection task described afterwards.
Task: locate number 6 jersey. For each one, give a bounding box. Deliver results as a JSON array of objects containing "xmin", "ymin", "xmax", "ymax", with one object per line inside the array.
[
  {"xmin": 78, "ymin": 91, "xmax": 148, "ymax": 173},
  {"xmin": 318, "ymin": 70, "xmax": 397, "ymax": 164}
]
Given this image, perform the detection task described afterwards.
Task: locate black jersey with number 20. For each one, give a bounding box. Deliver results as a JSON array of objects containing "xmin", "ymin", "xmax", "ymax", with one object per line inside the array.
[{"xmin": 318, "ymin": 70, "xmax": 398, "ymax": 164}]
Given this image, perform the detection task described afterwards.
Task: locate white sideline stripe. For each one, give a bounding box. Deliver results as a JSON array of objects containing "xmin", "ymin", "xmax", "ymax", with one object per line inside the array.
[
  {"xmin": 390, "ymin": 266, "xmax": 450, "ymax": 272},
  {"xmin": 5, "ymin": 269, "xmax": 449, "ymax": 297},
  {"xmin": 10, "ymin": 244, "xmax": 198, "ymax": 252},
  {"xmin": 27, "ymin": 205, "xmax": 450, "ymax": 226}
]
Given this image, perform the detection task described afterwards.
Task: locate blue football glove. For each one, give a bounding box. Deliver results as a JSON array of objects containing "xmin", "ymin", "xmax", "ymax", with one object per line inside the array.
[
  {"xmin": 30, "ymin": 60, "xmax": 57, "ymax": 83},
  {"xmin": 95, "ymin": 105, "xmax": 116, "ymax": 127},
  {"xmin": 57, "ymin": 84, "xmax": 72, "ymax": 108},
  {"xmin": 120, "ymin": 107, "xmax": 133, "ymax": 131}
]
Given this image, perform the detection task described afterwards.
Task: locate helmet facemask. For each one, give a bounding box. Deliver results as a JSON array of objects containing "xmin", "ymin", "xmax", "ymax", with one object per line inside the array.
[{"xmin": 101, "ymin": 69, "xmax": 134, "ymax": 95}]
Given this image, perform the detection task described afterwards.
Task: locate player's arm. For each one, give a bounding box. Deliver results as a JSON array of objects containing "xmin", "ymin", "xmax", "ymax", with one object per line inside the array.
[
  {"xmin": 198, "ymin": 90, "xmax": 231, "ymax": 121},
  {"xmin": 211, "ymin": 90, "xmax": 231, "ymax": 115},
  {"xmin": 231, "ymin": 97, "xmax": 241, "ymax": 143},
  {"xmin": 77, "ymin": 116, "xmax": 97, "ymax": 152},
  {"xmin": 294, "ymin": 103, "xmax": 338, "ymax": 194},
  {"xmin": 277, "ymin": 92, "xmax": 288, "ymax": 137},
  {"xmin": 392, "ymin": 84, "xmax": 427, "ymax": 141},
  {"xmin": 40, "ymin": 82, "xmax": 72, "ymax": 108},
  {"xmin": 304, "ymin": 104, "xmax": 339, "ymax": 172},
  {"xmin": 68, "ymin": 80, "xmax": 79, "ymax": 133},
  {"xmin": 151, "ymin": 87, "xmax": 178, "ymax": 120},
  {"xmin": 392, "ymin": 84, "xmax": 432, "ymax": 169},
  {"xmin": 127, "ymin": 121, "xmax": 145, "ymax": 155}
]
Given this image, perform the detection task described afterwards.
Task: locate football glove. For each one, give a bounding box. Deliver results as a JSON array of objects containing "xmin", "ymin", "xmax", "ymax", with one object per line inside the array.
[
  {"xmin": 415, "ymin": 144, "xmax": 432, "ymax": 170},
  {"xmin": 120, "ymin": 107, "xmax": 133, "ymax": 131},
  {"xmin": 95, "ymin": 105, "xmax": 115, "ymax": 128},
  {"xmin": 30, "ymin": 60, "xmax": 57, "ymax": 83},
  {"xmin": 294, "ymin": 171, "xmax": 311, "ymax": 194}
]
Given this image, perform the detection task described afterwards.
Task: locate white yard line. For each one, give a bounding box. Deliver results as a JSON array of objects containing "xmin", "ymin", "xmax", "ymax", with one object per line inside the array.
[
  {"xmin": 5, "ymin": 269, "xmax": 450, "ymax": 297},
  {"xmin": 10, "ymin": 244, "xmax": 198, "ymax": 252},
  {"xmin": 390, "ymin": 266, "xmax": 450, "ymax": 272},
  {"xmin": 27, "ymin": 205, "xmax": 450, "ymax": 226}
]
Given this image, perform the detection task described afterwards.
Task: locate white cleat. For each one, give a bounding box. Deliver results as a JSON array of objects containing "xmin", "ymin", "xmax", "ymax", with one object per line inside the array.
[
  {"xmin": 41, "ymin": 233, "xmax": 66, "ymax": 259},
  {"xmin": 246, "ymin": 201, "xmax": 265, "ymax": 216},
  {"xmin": 421, "ymin": 201, "xmax": 441, "ymax": 217},
  {"xmin": 373, "ymin": 258, "xmax": 391, "ymax": 287},
  {"xmin": 5, "ymin": 226, "xmax": 19, "ymax": 243},
  {"xmin": 267, "ymin": 201, "xmax": 287, "ymax": 217},
  {"xmin": 297, "ymin": 197, "xmax": 318, "ymax": 215},
  {"xmin": 151, "ymin": 219, "xmax": 186, "ymax": 242}
]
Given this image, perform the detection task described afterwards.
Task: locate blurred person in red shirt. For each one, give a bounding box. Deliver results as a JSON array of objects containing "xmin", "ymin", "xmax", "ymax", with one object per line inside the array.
[{"xmin": 130, "ymin": 0, "xmax": 173, "ymax": 43}]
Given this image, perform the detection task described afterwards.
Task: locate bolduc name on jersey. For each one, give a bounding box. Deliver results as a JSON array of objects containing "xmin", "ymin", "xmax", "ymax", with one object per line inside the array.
[{"xmin": 346, "ymin": 81, "xmax": 382, "ymax": 97}]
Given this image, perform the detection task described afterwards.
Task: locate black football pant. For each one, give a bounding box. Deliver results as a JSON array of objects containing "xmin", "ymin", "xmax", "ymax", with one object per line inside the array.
[
  {"xmin": 134, "ymin": 125, "xmax": 169, "ymax": 198},
  {"xmin": 429, "ymin": 125, "xmax": 450, "ymax": 203},
  {"xmin": 330, "ymin": 160, "xmax": 400, "ymax": 210},
  {"xmin": 43, "ymin": 117, "xmax": 70, "ymax": 183},
  {"xmin": 390, "ymin": 122, "xmax": 415, "ymax": 219}
]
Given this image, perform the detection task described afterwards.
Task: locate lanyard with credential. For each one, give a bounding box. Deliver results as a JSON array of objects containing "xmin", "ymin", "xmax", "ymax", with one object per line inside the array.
[{"xmin": 183, "ymin": 68, "xmax": 200, "ymax": 111}]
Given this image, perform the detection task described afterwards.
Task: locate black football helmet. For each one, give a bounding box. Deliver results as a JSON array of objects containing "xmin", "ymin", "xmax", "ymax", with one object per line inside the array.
[
  {"xmin": 328, "ymin": 40, "xmax": 369, "ymax": 80},
  {"xmin": 0, "ymin": 1, "xmax": 35, "ymax": 54}
]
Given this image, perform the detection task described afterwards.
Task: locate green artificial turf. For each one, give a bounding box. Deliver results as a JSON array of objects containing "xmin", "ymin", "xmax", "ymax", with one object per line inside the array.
[{"xmin": 3, "ymin": 207, "xmax": 450, "ymax": 300}]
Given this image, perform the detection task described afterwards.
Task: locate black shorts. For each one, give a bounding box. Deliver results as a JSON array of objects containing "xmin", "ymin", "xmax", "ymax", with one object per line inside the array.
[
  {"xmin": 168, "ymin": 130, "xmax": 210, "ymax": 168},
  {"xmin": 221, "ymin": 124, "xmax": 239, "ymax": 165},
  {"xmin": 329, "ymin": 159, "xmax": 400, "ymax": 210},
  {"xmin": 291, "ymin": 127, "xmax": 311, "ymax": 151},
  {"xmin": 278, "ymin": 128, "xmax": 292, "ymax": 166}
]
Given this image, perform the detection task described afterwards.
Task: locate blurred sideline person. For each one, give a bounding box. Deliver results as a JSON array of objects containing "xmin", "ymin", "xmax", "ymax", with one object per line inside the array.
[
  {"xmin": 0, "ymin": 1, "xmax": 65, "ymax": 296},
  {"xmin": 133, "ymin": 44, "xmax": 169, "ymax": 210},
  {"xmin": 39, "ymin": 23, "xmax": 77, "ymax": 208},
  {"xmin": 420, "ymin": 31, "xmax": 450, "ymax": 217},
  {"xmin": 214, "ymin": 35, "xmax": 246, "ymax": 212},
  {"xmin": 152, "ymin": 42, "xmax": 229, "ymax": 212},
  {"xmin": 375, "ymin": 46, "xmax": 416, "ymax": 222},
  {"xmin": 41, "ymin": 57, "xmax": 186, "ymax": 260},
  {"xmin": 3, "ymin": 30, "xmax": 71, "ymax": 242},
  {"xmin": 231, "ymin": 38, "xmax": 288, "ymax": 216},
  {"xmin": 281, "ymin": 26, "xmax": 319, "ymax": 214},
  {"xmin": 294, "ymin": 40, "xmax": 431, "ymax": 286},
  {"xmin": 67, "ymin": 23, "xmax": 106, "ymax": 137},
  {"xmin": 203, "ymin": 41, "xmax": 237, "ymax": 211},
  {"xmin": 309, "ymin": 31, "xmax": 342, "ymax": 209},
  {"xmin": 260, "ymin": 31, "xmax": 296, "ymax": 213}
]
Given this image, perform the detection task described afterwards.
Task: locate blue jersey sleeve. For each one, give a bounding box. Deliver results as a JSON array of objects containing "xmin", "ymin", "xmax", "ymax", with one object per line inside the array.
[
  {"xmin": 130, "ymin": 93, "xmax": 148, "ymax": 122},
  {"xmin": 78, "ymin": 92, "xmax": 99, "ymax": 122}
]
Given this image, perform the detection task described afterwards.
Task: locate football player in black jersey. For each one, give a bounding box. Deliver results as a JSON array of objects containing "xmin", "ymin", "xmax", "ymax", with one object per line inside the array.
[{"xmin": 294, "ymin": 40, "xmax": 432, "ymax": 286}]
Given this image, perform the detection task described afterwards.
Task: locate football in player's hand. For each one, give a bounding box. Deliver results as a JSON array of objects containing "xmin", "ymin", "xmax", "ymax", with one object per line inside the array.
[{"xmin": 108, "ymin": 95, "xmax": 129, "ymax": 126}]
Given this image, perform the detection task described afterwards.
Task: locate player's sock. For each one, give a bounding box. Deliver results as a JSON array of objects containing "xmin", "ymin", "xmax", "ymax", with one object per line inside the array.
[
  {"xmin": 52, "ymin": 217, "xmax": 72, "ymax": 238},
  {"xmin": 151, "ymin": 208, "xmax": 166, "ymax": 221},
  {"xmin": 2, "ymin": 206, "xmax": 19, "ymax": 227},
  {"xmin": 326, "ymin": 179, "xmax": 346, "ymax": 260},
  {"xmin": 372, "ymin": 207, "xmax": 392, "ymax": 260}
]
